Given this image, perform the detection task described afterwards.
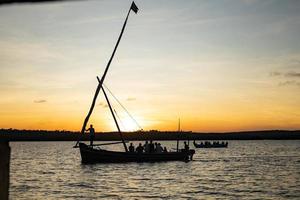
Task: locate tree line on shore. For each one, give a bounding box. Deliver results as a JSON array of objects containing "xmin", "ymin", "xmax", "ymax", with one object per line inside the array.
[{"xmin": 0, "ymin": 129, "xmax": 300, "ymax": 141}]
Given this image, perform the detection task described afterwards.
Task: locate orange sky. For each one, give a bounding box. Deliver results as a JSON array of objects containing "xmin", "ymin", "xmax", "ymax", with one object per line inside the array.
[{"xmin": 0, "ymin": 1, "xmax": 300, "ymax": 132}]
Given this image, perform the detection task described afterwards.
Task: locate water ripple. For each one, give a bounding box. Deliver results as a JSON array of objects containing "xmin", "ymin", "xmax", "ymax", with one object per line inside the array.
[{"xmin": 9, "ymin": 140, "xmax": 300, "ymax": 199}]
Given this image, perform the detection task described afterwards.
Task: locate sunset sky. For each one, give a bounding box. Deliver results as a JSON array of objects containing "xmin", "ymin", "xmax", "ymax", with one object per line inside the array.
[{"xmin": 0, "ymin": 0, "xmax": 299, "ymax": 132}]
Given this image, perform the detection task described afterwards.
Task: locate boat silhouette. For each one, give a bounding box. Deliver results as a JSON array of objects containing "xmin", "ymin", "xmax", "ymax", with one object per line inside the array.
[
  {"xmin": 193, "ymin": 140, "xmax": 228, "ymax": 148},
  {"xmin": 74, "ymin": 2, "xmax": 195, "ymax": 163}
]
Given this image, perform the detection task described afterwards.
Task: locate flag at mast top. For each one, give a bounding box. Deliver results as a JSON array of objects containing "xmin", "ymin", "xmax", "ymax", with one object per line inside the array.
[{"xmin": 131, "ymin": 1, "xmax": 139, "ymax": 14}]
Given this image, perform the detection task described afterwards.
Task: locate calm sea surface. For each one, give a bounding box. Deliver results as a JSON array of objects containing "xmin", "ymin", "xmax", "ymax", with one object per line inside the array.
[{"xmin": 9, "ymin": 140, "xmax": 300, "ymax": 200}]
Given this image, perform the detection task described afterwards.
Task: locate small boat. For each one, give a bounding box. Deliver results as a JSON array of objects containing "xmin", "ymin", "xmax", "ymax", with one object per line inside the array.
[
  {"xmin": 79, "ymin": 143, "xmax": 195, "ymax": 163},
  {"xmin": 74, "ymin": 2, "xmax": 195, "ymax": 163},
  {"xmin": 193, "ymin": 140, "xmax": 228, "ymax": 148}
]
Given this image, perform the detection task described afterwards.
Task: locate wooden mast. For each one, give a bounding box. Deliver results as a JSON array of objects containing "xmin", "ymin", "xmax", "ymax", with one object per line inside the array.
[
  {"xmin": 75, "ymin": 2, "xmax": 138, "ymax": 147},
  {"xmin": 176, "ymin": 118, "xmax": 180, "ymax": 152},
  {"xmin": 100, "ymin": 80, "xmax": 128, "ymax": 152}
]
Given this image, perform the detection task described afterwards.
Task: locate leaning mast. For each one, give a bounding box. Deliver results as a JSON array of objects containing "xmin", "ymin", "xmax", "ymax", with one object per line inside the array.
[{"xmin": 75, "ymin": 2, "xmax": 139, "ymax": 148}]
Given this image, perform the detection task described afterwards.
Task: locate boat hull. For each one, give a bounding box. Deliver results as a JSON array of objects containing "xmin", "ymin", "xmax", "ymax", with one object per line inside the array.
[{"xmin": 79, "ymin": 143, "xmax": 195, "ymax": 164}]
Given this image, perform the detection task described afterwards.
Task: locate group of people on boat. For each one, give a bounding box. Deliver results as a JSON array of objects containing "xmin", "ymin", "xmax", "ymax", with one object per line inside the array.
[
  {"xmin": 86, "ymin": 124, "xmax": 191, "ymax": 153},
  {"xmin": 129, "ymin": 141, "xmax": 168, "ymax": 153},
  {"xmin": 128, "ymin": 140, "xmax": 190, "ymax": 153},
  {"xmin": 193, "ymin": 140, "xmax": 228, "ymax": 148},
  {"xmin": 201, "ymin": 141, "xmax": 228, "ymax": 146}
]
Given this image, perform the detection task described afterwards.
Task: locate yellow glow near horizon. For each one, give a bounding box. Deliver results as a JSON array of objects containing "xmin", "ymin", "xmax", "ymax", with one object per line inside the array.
[
  {"xmin": 119, "ymin": 117, "xmax": 139, "ymax": 132},
  {"xmin": 0, "ymin": 1, "xmax": 300, "ymax": 132}
]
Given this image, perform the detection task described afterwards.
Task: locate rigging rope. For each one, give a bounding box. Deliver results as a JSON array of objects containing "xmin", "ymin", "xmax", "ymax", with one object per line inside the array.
[
  {"xmin": 113, "ymin": 108, "xmax": 126, "ymax": 131},
  {"xmin": 103, "ymin": 83, "xmax": 143, "ymax": 130}
]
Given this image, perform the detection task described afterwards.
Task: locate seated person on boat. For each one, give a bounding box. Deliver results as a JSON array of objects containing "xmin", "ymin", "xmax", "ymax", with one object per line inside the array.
[{"xmin": 136, "ymin": 143, "xmax": 144, "ymax": 153}]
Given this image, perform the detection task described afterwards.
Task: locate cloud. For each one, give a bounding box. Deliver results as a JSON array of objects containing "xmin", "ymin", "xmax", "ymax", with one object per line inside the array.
[
  {"xmin": 98, "ymin": 102, "xmax": 108, "ymax": 108},
  {"xmin": 271, "ymin": 71, "xmax": 300, "ymax": 87},
  {"xmin": 286, "ymin": 71, "xmax": 300, "ymax": 78},
  {"xmin": 126, "ymin": 97, "xmax": 136, "ymax": 101},
  {"xmin": 34, "ymin": 99, "xmax": 47, "ymax": 103},
  {"xmin": 270, "ymin": 71, "xmax": 281, "ymax": 76},
  {"xmin": 270, "ymin": 71, "xmax": 300, "ymax": 78},
  {"xmin": 278, "ymin": 80, "xmax": 300, "ymax": 87}
]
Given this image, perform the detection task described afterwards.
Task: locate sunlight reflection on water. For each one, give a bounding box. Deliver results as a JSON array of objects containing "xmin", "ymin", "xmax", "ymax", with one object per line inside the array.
[{"xmin": 10, "ymin": 140, "xmax": 300, "ymax": 199}]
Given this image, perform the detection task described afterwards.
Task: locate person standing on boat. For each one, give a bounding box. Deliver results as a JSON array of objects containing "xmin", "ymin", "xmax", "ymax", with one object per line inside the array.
[{"xmin": 86, "ymin": 124, "xmax": 95, "ymax": 146}]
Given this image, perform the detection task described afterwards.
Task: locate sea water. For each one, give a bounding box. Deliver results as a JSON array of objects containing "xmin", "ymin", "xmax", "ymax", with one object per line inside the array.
[{"xmin": 9, "ymin": 140, "xmax": 300, "ymax": 199}]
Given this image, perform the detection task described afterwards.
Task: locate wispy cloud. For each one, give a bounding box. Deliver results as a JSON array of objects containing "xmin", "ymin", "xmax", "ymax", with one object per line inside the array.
[
  {"xmin": 270, "ymin": 71, "xmax": 281, "ymax": 76},
  {"xmin": 270, "ymin": 70, "xmax": 300, "ymax": 87},
  {"xmin": 98, "ymin": 102, "xmax": 108, "ymax": 108},
  {"xmin": 286, "ymin": 72, "xmax": 300, "ymax": 78},
  {"xmin": 34, "ymin": 99, "xmax": 47, "ymax": 103},
  {"xmin": 270, "ymin": 71, "xmax": 300, "ymax": 78},
  {"xmin": 63, "ymin": 16, "xmax": 120, "ymax": 27},
  {"xmin": 126, "ymin": 97, "xmax": 136, "ymax": 101},
  {"xmin": 278, "ymin": 80, "xmax": 300, "ymax": 87}
]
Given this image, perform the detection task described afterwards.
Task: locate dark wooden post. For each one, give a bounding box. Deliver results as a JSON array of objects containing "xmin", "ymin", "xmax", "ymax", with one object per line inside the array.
[
  {"xmin": 0, "ymin": 141, "xmax": 10, "ymax": 200},
  {"xmin": 176, "ymin": 118, "xmax": 180, "ymax": 152}
]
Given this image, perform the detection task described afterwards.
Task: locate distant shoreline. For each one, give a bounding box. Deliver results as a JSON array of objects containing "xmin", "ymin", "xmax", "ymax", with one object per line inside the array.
[{"xmin": 1, "ymin": 129, "xmax": 300, "ymax": 141}]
